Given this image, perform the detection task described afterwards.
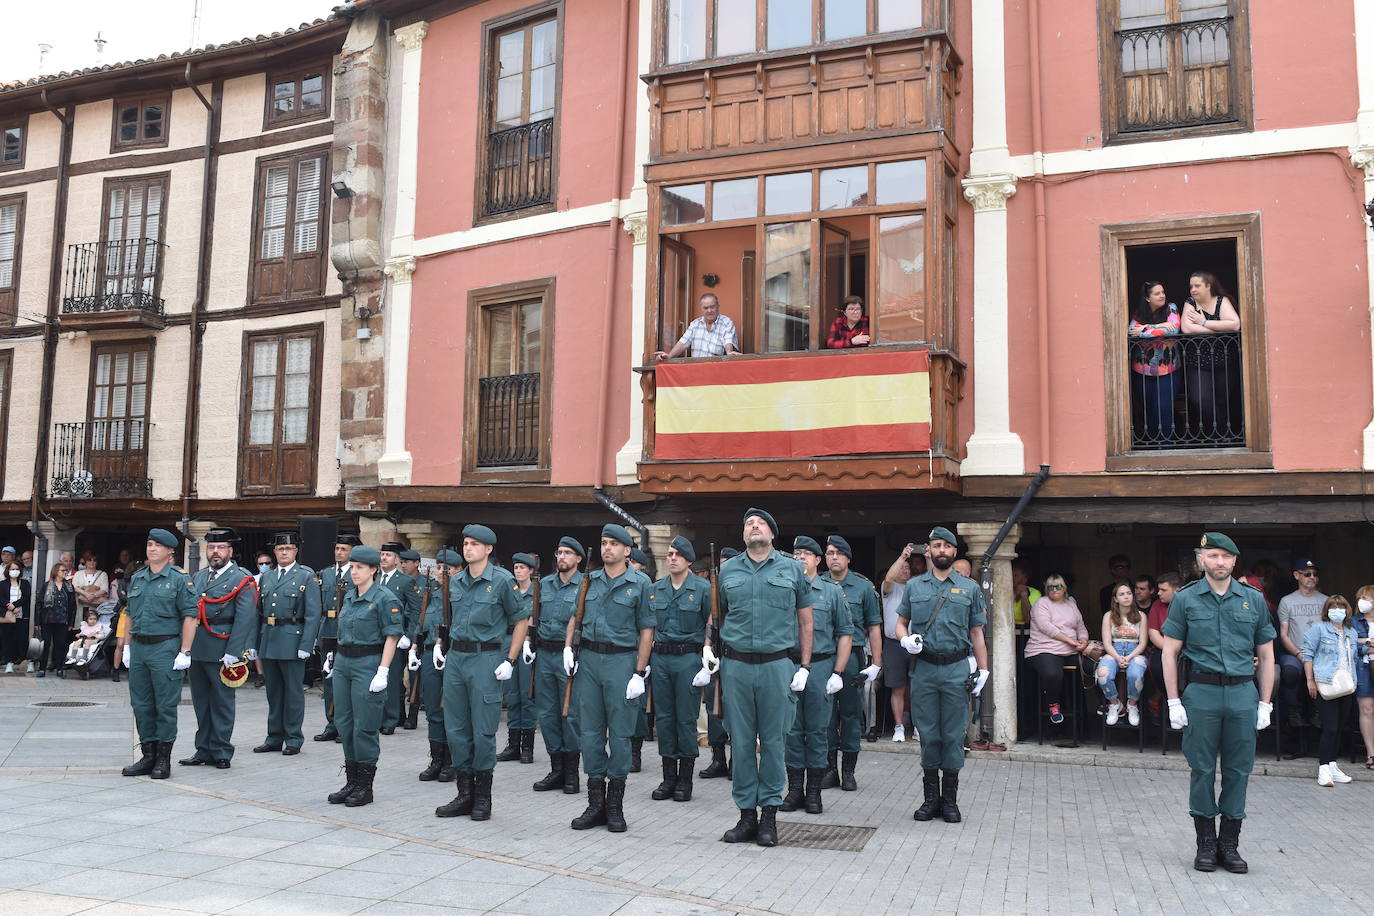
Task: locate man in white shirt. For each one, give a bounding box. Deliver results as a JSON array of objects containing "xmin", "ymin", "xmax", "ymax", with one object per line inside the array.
[{"xmin": 653, "ymin": 293, "xmax": 740, "ymax": 360}]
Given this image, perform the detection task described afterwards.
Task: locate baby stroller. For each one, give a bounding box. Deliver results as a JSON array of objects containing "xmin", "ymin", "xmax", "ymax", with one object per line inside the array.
[{"xmin": 66, "ymin": 630, "xmax": 110, "ymax": 680}]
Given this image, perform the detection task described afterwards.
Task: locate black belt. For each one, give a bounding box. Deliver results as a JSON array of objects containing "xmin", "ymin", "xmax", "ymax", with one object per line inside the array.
[
  {"xmin": 266, "ymin": 617, "xmax": 305, "ymax": 626},
  {"xmin": 917, "ymin": 649, "xmax": 967, "ymax": 666},
  {"xmin": 537, "ymin": 637, "xmax": 566, "ymax": 652},
  {"xmin": 1190, "ymin": 670, "xmax": 1252, "ymax": 686},
  {"xmin": 791, "ymin": 650, "xmax": 833, "ymax": 663},
  {"xmin": 653, "ymin": 641, "xmax": 704, "ymax": 655},
  {"xmin": 723, "ymin": 645, "xmax": 791, "ymax": 664},
  {"xmin": 132, "ymin": 633, "xmax": 178, "ymax": 645},
  {"xmin": 339, "ymin": 643, "xmax": 383, "ymax": 657},
  {"xmin": 451, "ymin": 640, "xmax": 502, "ymax": 653},
  {"xmin": 582, "ymin": 640, "xmax": 636, "ymax": 654}
]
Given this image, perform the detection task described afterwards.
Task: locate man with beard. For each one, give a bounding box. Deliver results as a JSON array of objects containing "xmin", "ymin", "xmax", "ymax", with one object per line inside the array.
[{"xmin": 895, "ymin": 527, "xmax": 989, "ymax": 824}]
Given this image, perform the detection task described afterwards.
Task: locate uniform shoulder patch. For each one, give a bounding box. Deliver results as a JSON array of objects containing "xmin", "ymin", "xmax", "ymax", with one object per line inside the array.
[{"xmin": 174, "ymin": 567, "xmax": 187, "ymax": 574}]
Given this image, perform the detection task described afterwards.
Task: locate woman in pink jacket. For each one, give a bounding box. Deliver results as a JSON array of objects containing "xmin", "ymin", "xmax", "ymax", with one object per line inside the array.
[{"xmin": 1025, "ymin": 574, "xmax": 1088, "ymax": 725}]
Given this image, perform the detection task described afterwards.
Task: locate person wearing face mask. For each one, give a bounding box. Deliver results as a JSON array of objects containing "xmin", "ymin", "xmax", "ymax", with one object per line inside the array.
[
  {"xmin": 1353, "ymin": 585, "xmax": 1374, "ymax": 770},
  {"xmin": 1301, "ymin": 595, "xmax": 1364, "ymax": 787},
  {"xmin": 0, "ymin": 558, "xmax": 31, "ymax": 673}
]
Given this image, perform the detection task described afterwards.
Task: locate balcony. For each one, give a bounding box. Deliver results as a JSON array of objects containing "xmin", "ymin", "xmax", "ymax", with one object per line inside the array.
[
  {"xmin": 60, "ymin": 239, "xmax": 167, "ymax": 331},
  {"xmin": 1128, "ymin": 332, "xmax": 1244, "ymax": 451},
  {"xmin": 475, "ymin": 372, "xmax": 542, "ymax": 468},
  {"xmin": 49, "ymin": 420, "xmax": 152, "ymax": 498},
  {"xmin": 636, "ymin": 346, "xmax": 962, "ymax": 494},
  {"xmin": 482, "ymin": 119, "xmax": 554, "ymax": 218}
]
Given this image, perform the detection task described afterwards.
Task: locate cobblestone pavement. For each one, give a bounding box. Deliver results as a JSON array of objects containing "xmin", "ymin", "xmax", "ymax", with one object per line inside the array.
[{"xmin": 0, "ymin": 672, "xmax": 1365, "ymax": 915}]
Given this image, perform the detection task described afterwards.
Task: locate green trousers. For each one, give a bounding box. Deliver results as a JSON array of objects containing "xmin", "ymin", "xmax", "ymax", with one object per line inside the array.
[
  {"xmin": 128, "ymin": 639, "xmax": 182, "ymax": 744},
  {"xmin": 828, "ymin": 651, "xmax": 863, "ymax": 753},
  {"xmin": 786, "ymin": 656, "xmax": 836, "ymax": 769},
  {"xmin": 419, "ymin": 647, "xmax": 445, "ymax": 743},
  {"xmin": 651, "ymin": 650, "xmax": 703, "ymax": 759},
  {"xmin": 442, "ymin": 649, "xmax": 502, "ymax": 773},
  {"xmin": 1182, "ymin": 680, "xmax": 1258, "ymax": 820},
  {"xmin": 189, "ymin": 660, "xmax": 236, "ymax": 760},
  {"xmin": 383, "ymin": 658, "xmax": 405, "ymax": 728},
  {"xmin": 723, "ymin": 657, "xmax": 797, "ymax": 809},
  {"xmin": 575, "ymin": 649, "xmax": 638, "ymax": 779},
  {"xmin": 535, "ymin": 650, "xmax": 579, "ymax": 754},
  {"xmin": 321, "ymin": 672, "xmax": 335, "ymax": 731},
  {"xmin": 706, "ymin": 695, "xmax": 728, "ymax": 745},
  {"xmin": 333, "ymin": 653, "xmax": 385, "ymax": 765},
  {"xmin": 910, "ymin": 657, "xmax": 969, "ymax": 771},
  {"xmin": 500, "ymin": 653, "xmax": 536, "ymax": 729},
  {"xmin": 262, "ymin": 658, "xmax": 306, "ymax": 749},
  {"xmin": 634, "ymin": 694, "xmax": 649, "ymax": 738}
]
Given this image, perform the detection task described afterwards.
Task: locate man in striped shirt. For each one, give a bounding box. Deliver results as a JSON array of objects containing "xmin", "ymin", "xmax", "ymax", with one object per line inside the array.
[{"xmin": 654, "ymin": 293, "xmax": 740, "ymax": 360}]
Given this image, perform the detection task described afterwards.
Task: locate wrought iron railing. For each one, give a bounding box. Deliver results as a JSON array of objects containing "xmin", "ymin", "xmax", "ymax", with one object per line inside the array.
[
  {"xmin": 484, "ymin": 118, "xmax": 554, "ymax": 216},
  {"xmin": 49, "ymin": 420, "xmax": 152, "ymax": 498},
  {"xmin": 1128, "ymin": 332, "xmax": 1244, "ymax": 450},
  {"xmin": 476, "ymin": 372, "xmax": 541, "ymax": 467},
  {"xmin": 1116, "ymin": 16, "xmax": 1235, "ymax": 132},
  {"xmin": 61, "ymin": 239, "xmax": 166, "ymax": 315}
]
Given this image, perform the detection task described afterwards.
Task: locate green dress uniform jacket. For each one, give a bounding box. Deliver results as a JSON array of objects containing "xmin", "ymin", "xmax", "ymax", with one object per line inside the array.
[
  {"xmin": 186, "ymin": 564, "xmax": 258, "ymax": 761},
  {"xmin": 125, "ymin": 563, "xmax": 197, "ymax": 744},
  {"xmin": 825, "ymin": 570, "xmax": 880, "ymax": 755},
  {"xmin": 378, "ymin": 569, "xmax": 421, "ymax": 728},
  {"xmin": 787, "ymin": 576, "xmax": 852, "ymax": 769},
  {"xmin": 576, "ymin": 567, "xmax": 653, "ymax": 780},
  {"xmin": 412, "ymin": 575, "xmax": 446, "ymax": 743},
  {"xmin": 535, "ymin": 571, "xmax": 583, "ymax": 755},
  {"xmin": 333, "ymin": 583, "xmax": 404, "ymax": 767},
  {"xmin": 650, "ymin": 574, "xmax": 712, "ymax": 760},
  {"xmin": 255, "ymin": 563, "xmax": 322, "ymax": 750},
  {"xmin": 316, "ymin": 563, "xmax": 351, "ymax": 733}
]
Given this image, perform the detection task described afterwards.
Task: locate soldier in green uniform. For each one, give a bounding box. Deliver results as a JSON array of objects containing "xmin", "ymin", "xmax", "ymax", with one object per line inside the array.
[
  {"xmin": 413, "ymin": 551, "xmax": 454, "ymax": 782},
  {"xmin": 252, "ymin": 532, "xmax": 322, "ymax": 756},
  {"xmin": 119, "ymin": 528, "xmax": 197, "ymax": 780},
  {"xmin": 326, "ymin": 545, "xmax": 402, "ymax": 807},
  {"xmin": 821, "ymin": 535, "xmax": 883, "ymax": 791},
  {"xmin": 377, "ymin": 542, "xmax": 420, "ymax": 734},
  {"xmin": 628, "ymin": 545, "xmax": 654, "ymax": 771},
  {"xmin": 531, "ymin": 537, "xmax": 585, "ymax": 795},
  {"xmin": 718, "ymin": 509, "xmax": 813, "ymax": 848},
  {"xmin": 895, "ymin": 527, "xmax": 989, "ymax": 824},
  {"xmin": 1159, "ymin": 532, "xmax": 1275, "ymax": 874},
  {"xmin": 565, "ymin": 524, "xmax": 654, "ymax": 833},
  {"xmin": 784, "ymin": 536, "xmax": 853, "ymax": 814},
  {"xmin": 648, "ymin": 535, "xmax": 713, "ymax": 803},
  {"xmin": 497, "ymin": 552, "xmax": 539, "ymax": 765},
  {"xmin": 700, "ymin": 546, "xmax": 738, "ymax": 780},
  {"xmin": 315, "ymin": 534, "xmax": 360, "ymax": 743},
  {"xmin": 178, "ymin": 527, "xmax": 258, "ymax": 770},
  {"xmin": 398, "ymin": 549, "xmax": 426, "ymax": 730},
  {"xmin": 434, "ymin": 524, "xmax": 528, "ymax": 821}
]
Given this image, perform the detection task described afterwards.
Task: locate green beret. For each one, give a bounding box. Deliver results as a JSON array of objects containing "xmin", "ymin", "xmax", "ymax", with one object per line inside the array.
[
  {"xmin": 350, "ymin": 545, "xmax": 381, "ymax": 566},
  {"xmin": 601, "ymin": 524, "xmax": 634, "ymax": 547},
  {"xmin": 928, "ymin": 526, "xmax": 958, "ymax": 547},
  {"xmin": 826, "ymin": 534, "xmax": 852, "ymax": 558},
  {"xmin": 399, "ymin": 549, "xmax": 420, "ymax": 562},
  {"xmin": 630, "ymin": 547, "xmax": 650, "ymax": 568},
  {"xmin": 436, "ymin": 548, "xmax": 462, "ymax": 566},
  {"xmin": 511, "ymin": 552, "xmax": 537, "ymax": 569},
  {"xmin": 744, "ymin": 507, "xmax": 777, "ymax": 537},
  {"xmin": 793, "ymin": 535, "xmax": 823, "ymax": 557},
  {"xmin": 463, "ymin": 524, "xmax": 497, "ymax": 546},
  {"xmin": 720, "ymin": 547, "xmax": 740, "ymax": 562},
  {"xmin": 669, "ymin": 535, "xmax": 696, "ymax": 563},
  {"xmin": 558, "ymin": 536, "xmax": 586, "ymax": 559},
  {"xmin": 147, "ymin": 528, "xmax": 178, "ymax": 548},
  {"xmin": 1199, "ymin": 531, "xmax": 1239, "ymax": 555}
]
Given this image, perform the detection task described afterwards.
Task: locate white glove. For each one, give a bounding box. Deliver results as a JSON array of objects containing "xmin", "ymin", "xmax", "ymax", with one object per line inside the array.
[
  {"xmin": 297, "ymin": 649, "xmax": 310, "ymax": 660},
  {"xmin": 494, "ymin": 659, "xmax": 514, "ymax": 681},
  {"xmin": 1256, "ymin": 700, "xmax": 1272, "ymax": 731},
  {"xmin": 860, "ymin": 663, "xmax": 881, "ymax": 683},
  {"xmin": 825, "ymin": 672, "xmax": 843, "ymax": 695},
  {"xmin": 691, "ymin": 667, "xmax": 712, "ymax": 688},
  {"xmin": 642, "ymin": 664, "xmax": 651, "ymax": 678},
  {"xmin": 790, "ymin": 667, "xmax": 809, "ymax": 692},
  {"xmin": 626, "ymin": 673, "xmax": 646, "ymax": 700},
  {"xmin": 122, "ymin": 644, "xmax": 131, "ymax": 667},
  {"xmin": 172, "ymin": 651, "xmax": 191, "ymax": 671},
  {"xmin": 1168, "ymin": 698, "xmax": 1188, "ymax": 730},
  {"xmin": 243, "ymin": 648, "xmax": 258, "ymax": 662},
  {"xmin": 321, "ymin": 652, "xmax": 334, "ymax": 679},
  {"xmin": 972, "ymin": 669, "xmax": 990, "ymax": 697},
  {"xmin": 703, "ymin": 645, "xmax": 720, "ymax": 674},
  {"xmin": 432, "ymin": 642, "xmax": 445, "ymax": 671},
  {"xmin": 221, "ymin": 654, "xmax": 240, "ymax": 667},
  {"xmin": 407, "ymin": 647, "xmax": 420, "ymax": 671},
  {"xmin": 563, "ymin": 646, "xmax": 577, "ymax": 676},
  {"xmin": 900, "ymin": 633, "xmax": 924, "ymax": 655},
  {"xmin": 397, "ymin": 635, "xmax": 411, "ymax": 651},
  {"xmin": 522, "ymin": 639, "xmax": 536, "ymax": 664},
  {"xmin": 368, "ymin": 666, "xmax": 389, "ymax": 692}
]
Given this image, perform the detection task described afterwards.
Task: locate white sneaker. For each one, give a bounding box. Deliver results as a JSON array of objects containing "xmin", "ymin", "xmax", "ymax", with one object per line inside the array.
[
  {"xmin": 892, "ymin": 725, "xmax": 905, "ymax": 743},
  {"xmin": 3, "ymin": 663, "xmax": 11, "ymax": 674},
  {"xmin": 25, "ymin": 662, "xmax": 33, "ymax": 673},
  {"xmin": 1105, "ymin": 701, "xmax": 1123, "ymax": 726},
  {"xmin": 1126, "ymin": 704, "xmax": 1141, "ymax": 727},
  {"xmin": 1317, "ymin": 764, "xmax": 1333, "ymax": 787},
  {"xmin": 1329, "ymin": 762, "xmax": 1353, "ymax": 784}
]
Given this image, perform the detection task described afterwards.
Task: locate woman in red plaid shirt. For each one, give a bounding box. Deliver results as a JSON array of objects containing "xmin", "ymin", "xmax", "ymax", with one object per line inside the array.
[{"xmin": 826, "ymin": 296, "xmax": 871, "ymax": 348}]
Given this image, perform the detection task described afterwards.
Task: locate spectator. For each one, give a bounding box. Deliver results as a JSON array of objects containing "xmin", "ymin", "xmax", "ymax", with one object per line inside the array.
[
  {"xmin": 1025, "ymin": 574, "xmax": 1088, "ymax": 727},
  {"xmin": 1099, "ymin": 554, "xmax": 1132, "ymax": 614},
  {"xmin": 1146, "ymin": 571, "xmax": 1180, "ymax": 723},
  {"xmin": 1128, "ymin": 280, "xmax": 1180, "ymax": 444},
  {"xmin": 65, "ymin": 608, "xmax": 109, "ymax": 670},
  {"xmin": 73, "ymin": 553, "xmax": 109, "ymax": 622},
  {"xmin": 825, "ymin": 295, "xmax": 871, "ymax": 349},
  {"xmin": 1011, "ymin": 562, "xmax": 1042, "ymax": 626},
  {"xmin": 881, "ymin": 544, "xmax": 919, "ymax": 741},
  {"xmin": 1, "ymin": 558, "xmax": 31, "ymax": 673},
  {"xmin": 1353, "ymin": 585, "xmax": 1374, "ymax": 770},
  {"xmin": 36, "ymin": 562, "xmax": 77, "ymax": 678},
  {"xmin": 1302, "ymin": 595, "xmax": 1362, "ymax": 787},
  {"xmin": 653, "ymin": 293, "xmax": 740, "ymax": 360},
  {"xmin": 20, "ymin": 549, "xmax": 32, "ymax": 582},
  {"xmin": 952, "ymin": 558, "xmax": 973, "ymax": 578},
  {"xmin": 250, "ymin": 550, "xmax": 274, "ymax": 688},
  {"xmin": 0, "ymin": 546, "xmax": 15, "ymax": 569},
  {"xmin": 1180, "ymin": 270, "xmax": 1242, "ymax": 437},
  {"xmin": 1098, "ymin": 583, "xmax": 1149, "ymax": 726},
  {"xmin": 1278, "ymin": 559, "xmax": 1327, "ymax": 726},
  {"xmin": 1245, "ymin": 559, "xmax": 1279, "ymax": 615},
  {"xmin": 59, "ymin": 552, "xmax": 75, "ymax": 582}
]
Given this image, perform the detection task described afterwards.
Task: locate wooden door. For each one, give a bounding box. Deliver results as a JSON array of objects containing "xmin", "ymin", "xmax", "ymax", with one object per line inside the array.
[{"xmin": 658, "ymin": 236, "xmax": 695, "ymax": 353}]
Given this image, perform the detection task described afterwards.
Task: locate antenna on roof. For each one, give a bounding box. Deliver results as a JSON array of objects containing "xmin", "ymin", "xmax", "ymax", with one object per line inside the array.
[
  {"xmin": 38, "ymin": 43, "xmax": 53, "ymax": 76},
  {"xmin": 190, "ymin": 0, "xmax": 203, "ymax": 49},
  {"xmin": 94, "ymin": 32, "xmax": 107, "ymax": 65}
]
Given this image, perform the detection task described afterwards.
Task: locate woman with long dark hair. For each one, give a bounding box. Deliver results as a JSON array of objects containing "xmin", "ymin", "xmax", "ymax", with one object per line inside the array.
[
  {"xmin": 0, "ymin": 559, "xmax": 32, "ymax": 672},
  {"xmin": 1128, "ymin": 280, "xmax": 1180, "ymax": 446},
  {"xmin": 37, "ymin": 562, "xmax": 77, "ymax": 677},
  {"xmin": 1180, "ymin": 271, "xmax": 1243, "ymax": 442}
]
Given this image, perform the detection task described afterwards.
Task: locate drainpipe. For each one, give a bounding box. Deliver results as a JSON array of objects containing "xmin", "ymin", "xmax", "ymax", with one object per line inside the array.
[
  {"xmin": 1027, "ymin": 0, "xmax": 1051, "ymax": 466},
  {"xmin": 593, "ymin": 488, "xmax": 649, "ymax": 559},
  {"xmin": 977, "ymin": 464, "xmax": 1050, "ymax": 597}
]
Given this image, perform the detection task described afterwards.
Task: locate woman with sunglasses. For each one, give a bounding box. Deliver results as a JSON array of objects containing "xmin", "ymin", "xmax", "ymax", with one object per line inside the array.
[{"xmin": 1024, "ymin": 575, "xmax": 1088, "ymax": 728}]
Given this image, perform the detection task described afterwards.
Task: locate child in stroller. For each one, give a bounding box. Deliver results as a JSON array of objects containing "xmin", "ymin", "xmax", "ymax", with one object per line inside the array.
[{"xmin": 65, "ymin": 609, "xmax": 109, "ymax": 679}]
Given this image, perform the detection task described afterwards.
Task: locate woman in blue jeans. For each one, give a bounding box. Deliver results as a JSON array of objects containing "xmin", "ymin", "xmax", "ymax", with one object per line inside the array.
[
  {"xmin": 1302, "ymin": 595, "xmax": 1364, "ymax": 787},
  {"xmin": 1097, "ymin": 583, "xmax": 1149, "ymax": 727}
]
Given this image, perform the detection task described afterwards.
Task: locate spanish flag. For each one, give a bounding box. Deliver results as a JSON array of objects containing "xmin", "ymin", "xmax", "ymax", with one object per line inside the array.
[{"xmin": 655, "ymin": 350, "xmax": 931, "ymax": 460}]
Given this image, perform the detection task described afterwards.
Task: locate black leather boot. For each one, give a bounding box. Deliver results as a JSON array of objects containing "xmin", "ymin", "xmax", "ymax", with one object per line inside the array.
[
  {"xmin": 721, "ymin": 808, "xmax": 758, "ymax": 843},
  {"xmin": 1217, "ymin": 817, "xmax": 1248, "ymax": 873},
  {"xmin": 912, "ymin": 769, "xmax": 943, "ymax": 821},
  {"xmin": 840, "ymin": 751, "xmax": 859, "ymax": 791},
  {"xmin": 700, "ymin": 744, "xmax": 728, "ymax": 778},
  {"xmin": 122, "ymin": 742, "xmax": 156, "ymax": 777},
  {"xmin": 328, "ymin": 762, "xmax": 356, "ymax": 804},
  {"xmin": 563, "ymin": 751, "xmax": 581, "ymax": 794},
  {"xmin": 571, "ymin": 778, "xmax": 607, "ymax": 830},
  {"xmin": 940, "ymin": 770, "xmax": 961, "ymax": 823},
  {"xmin": 403, "ymin": 701, "xmax": 419, "ymax": 730},
  {"xmin": 437, "ymin": 746, "xmax": 456, "ymax": 782},
  {"xmin": 1193, "ymin": 815, "xmax": 1218, "ymax": 872},
  {"xmin": 313, "ymin": 725, "xmax": 338, "ymax": 742},
  {"xmin": 804, "ymin": 767, "xmax": 825, "ymax": 814},
  {"xmin": 533, "ymin": 752, "xmax": 565, "ymax": 791},
  {"xmin": 470, "ymin": 770, "xmax": 493, "ymax": 821},
  {"xmin": 345, "ymin": 763, "xmax": 375, "ymax": 807},
  {"xmin": 673, "ymin": 758, "xmax": 694, "ymax": 802},
  {"xmin": 520, "ymin": 729, "xmax": 536, "ymax": 764},
  {"xmin": 652, "ymin": 757, "xmax": 678, "ymax": 800},
  {"xmin": 149, "ymin": 742, "xmax": 173, "ymax": 780},
  {"xmin": 496, "ymin": 729, "xmax": 521, "ymax": 762},
  {"xmin": 419, "ymin": 742, "xmax": 446, "ymax": 781},
  {"xmin": 779, "ymin": 767, "xmax": 804, "ymax": 812},
  {"xmin": 436, "ymin": 772, "xmax": 475, "ymax": 817},
  {"xmin": 630, "ymin": 736, "xmax": 643, "ymax": 773},
  {"xmin": 821, "ymin": 750, "xmax": 840, "ymax": 789},
  {"xmin": 111, "ymin": 667, "xmax": 121, "ymax": 683},
  {"xmin": 605, "ymin": 778, "xmax": 628, "ymax": 833},
  {"xmin": 756, "ymin": 805, "xmax": 779, "ymax": 847}
]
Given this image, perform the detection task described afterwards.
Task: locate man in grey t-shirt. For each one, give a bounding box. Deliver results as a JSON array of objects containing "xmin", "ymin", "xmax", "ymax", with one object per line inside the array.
[{"xmin": 1276, "ymin": 558, "xmax": 1326, "ymax": 721}]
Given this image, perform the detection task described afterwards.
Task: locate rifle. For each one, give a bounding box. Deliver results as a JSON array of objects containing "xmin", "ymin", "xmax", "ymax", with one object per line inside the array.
[
  {"xmin": 525, "ymin": 574, "xmax": 540, "ymax": 701},
  {"xmin": 709, "ymin": 542, "xmax": 724, "ymax": 717},
  {"xmin": 561, "ymin": 572, "xmax": 592, "ymax": 717},
  {"xmin": 406, "ymin": 569, "xmax": 432, "ymax": 713},
  {"xmin": 437, "ymin": 546, "xmax": 453, "ymax": 657}
]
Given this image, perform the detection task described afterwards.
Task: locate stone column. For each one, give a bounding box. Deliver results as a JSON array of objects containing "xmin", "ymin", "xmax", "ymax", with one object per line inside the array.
[
  {"xmin": 181, "ymin": 520, "xmax": 218, "ymax": 574},
  {"xmin": 957, "ymin": 521, "xmax": 1020, "ymax": 746},
  {"xmin": 396, "ymin": 520, "xmax": 455, "ymax": 560}
]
